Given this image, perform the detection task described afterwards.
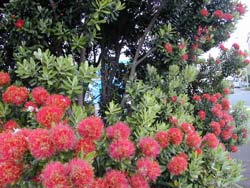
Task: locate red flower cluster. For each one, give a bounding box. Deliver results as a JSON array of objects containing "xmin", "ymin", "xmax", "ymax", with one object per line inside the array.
[
  {"xmin": 2, "ymin": 85, "xmax": 29, "ymax": 105},
  {"xmin": 181, "ymin": 54, "xmax": 189, "ymax": 61},
  {"xmin": 186, "ymin": 132, "xmax": 201, "ymax": 148},
  {"xmin": 232, "ymin": 43, "xmax": 240, "ymax": 50},
  {"xmin": 136, "ymin": 158, "xmax": 161, "ymax": 182},
  {"xmin": 15, "ymin": 19, "xmax": 25, "ymax": 29},
  {"xmin": 164, "ymin": 43, "xmax": 173, "ymax": 54},
  {"xmin": 180, "ymin": 123, "xmax": 195, "ymax": 134},
  {"xmin": 3, "ymin": 120, "xmax": 19, "ymax": 132},
  {"xmin": 210, "ymin": 121, "xmax": 221, "ymax": 136},
  {"xmin": 108, "ymin": 139, "xmax": 135, "ymax": 160},
  {"xmin": 129, "ymin": 174, "xmax": 150, "ymax": 188},
  {"xmin": 0, "ymin": 161, "xmax": 23, "ymax": 187},
  {"xmin": 0, "ymin": 132, "xmax": 28, "ymax": 161},
  {"xmin": 235, "ymin": 3, "xmax": 246, "ymax": 15},
  {"xmin": 198, "ymin": 110, "xmax": 206, "ymax": 120},
  {"xmin": 103, "ymin": 170, "xmax": 129, "ymax": 188},
  {"xmin": 28, "ymin": 129, "xmax": 55, "ymax": 160},
  {"xmin": 213, "ymin": 10, "xmax": 224, "ymax": 18},
  {"xmin": 192, "ymin": 95, "xmax": 201, "ymax": 102},
  {"xmin": 106, "ymin": 121, "xmax": 131, "ymax": 140},
  {"xmin": 168, "ymin": 127, "xmax": 183, "ymax": 145},
  {"xmin": 155, "ymin": 131, "xmax": 169, "ymax": 148},
  {"xmin": 67, "ymin": 158, "xmax": 94, "ymax": 187},
  {"xmin": 203, "ymin": 133, "xmax": 219, "ymax": 149},
  {"xmin": 167, "ymin": 154, "xmax": 188, "ymax": 175},
  {"xmin": 41, "ymin": 161, "xmax": 70, "ymax": 188},
  {"xmin": 50, "ymin": 124, "xmax": 76, "ymax": 152},
  {"xmin": 45, "ymin": 94, "xmax": 71, "ymax": 111},
  {"xmin": 223, "ymin": 88, "xmax": 230, "ymax": 95},
  {"xmin": 77, "ymin": 116, "xmax": 104, "ymax": 141},
  {"xmin": 231, "ymin": 145, "xmax": 238, "ymax": 153},
  {"xmin": 32, "ymin": 87, "xmax": 49, "ymax": 105},
  {"xmin": 24, "ymin": 101, "xmax": 38, "ymax": 112},
  {"xmin": 200, "ymin": 8, "xmax": 209, "ymax": 17},
  {"xmin": 0, "ymin": 72, "xmax": 11, "ymax": 86},
  {"xmin": 75, "ymin": 138, "xmax": 96, "ymax": 157},
  {"xmin": 138, "ymin": 137, "xmax": 161, "ymax": 158},
  {"xmin": 35, "ymin": 106, "xmax": 64, "ymax": 128},
  {"xmin": 213, "ymin": 10, "xmax": 234, "ymax": 20}
]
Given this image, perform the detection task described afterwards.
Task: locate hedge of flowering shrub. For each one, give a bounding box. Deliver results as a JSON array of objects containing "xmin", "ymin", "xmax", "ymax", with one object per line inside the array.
[
  {"xmin": 0, "ymin": 72, "xmax": 245, "ymax": 188},
  {"xmin": 192, "ymin": 90, "xmax": 249, "ymax": 152}
]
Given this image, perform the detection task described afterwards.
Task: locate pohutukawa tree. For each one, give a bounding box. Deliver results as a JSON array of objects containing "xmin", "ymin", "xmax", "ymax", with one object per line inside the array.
[{"xmin": 0, "ymin": 0, "xmax": 250, "ymax": 187}]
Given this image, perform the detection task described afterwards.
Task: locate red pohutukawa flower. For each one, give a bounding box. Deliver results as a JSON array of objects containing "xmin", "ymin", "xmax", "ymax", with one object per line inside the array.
[
  {"xmin": 181, "ymin": 54, "xmax": 189, "ymax": 61},
  {"xmin": 108, "ymin": 139, "xmax": 135, "ymax": 160},
  {"xmin": 168, "ymin": 115, "xmax": 178, "ymax": 125},
  {"xmin": 200, "ymin": 8, "xmax": 209, "ymax": 17},
  {"xmin": 186, "ymin": 132, "xmax": 202, "ymax": 148},
  {"xmin": 2, "ymin": 85, "xmax": 29, "ymax": 105},
  {"xmin": 223, "ymin": 88, "xmax": 230, "ymax": 95},
  {"xmin": 0, "ymin": 132, "xmax": 28, "ymax": 161},
  {"xmin": 15, "ymin": 18, "xmax": 25, "ymax": 29},
  {"xmin": 77, "ymin": 116, "xmax": 104, "ymax": 141},
  {"xmin": 32, "ymin": 87, "xmax": 50, "ymax": 105},
  {"xmin": 164, "ymin": 43, "xmax": 173, "ymax": 54},
  {"xmin": 92, "ymin": 178, "xmax": 105, "ymax": 188},
  {"xmin": 223, "ymin": 13, "xmax": 234, "ymax": 21},
  {"xmin": 167, "ymin": 155, "xmax": 188, "ymax": 176},
  {"xmin": 180, "ymin": 123, "xmax": 195, "ymax": 134},
  {"xmin": 41, "ymin": 161, "xmax": 71, "ymax": 188},
  {"xmin": 155, "ymin": 131, "xmax": 169, "ymax": 148},
  {"xmin": 28, "ymin": 129, "xmax": 55, "ymax": 160},
  {"xmin": 35, "ymin": 106, "xmax": 64, "ymax": 128},
  {"xmin": 45, "ymin": 94, "xmax": 71, "ymax": 111},
  {"xmin": 221, "ymin": 129, "xmax": 233, "ymax": 141},
  {"xmin": 231, "ymin": 145, "xmax": 238, "ymax": 153},
  {"xmin": 50, "ymin": 124, "xmax": 76, "ymax": 152},
  {"xmin": 136, "ymin": 158, "xmax": 161, "ymax": 182},
  {"xmin": 243, "ymin": 129, "xmax": 247, "ymax": 138},
  {"xmin": 138, "ymin": 137, "xmax": 161, "ymax": 158},
  {"xmin": 103, "ymin": 170, "xmax": 130, "ymax": 188},
  {"xmin": 129, "ymin": 174, "xmax": 150, "ymax": 188},
  {"xmin": 24, "ymin": 101, "xmax": 38, "ymax": 112},
  {"xmin": 211, "ymin": 104, "xmax": 223, "ymax": 118},
  {"xmin": 3, "ymin": 120, "xmax": 20, "ymax": 132},
  {"xmin": 67, "ymin": 158, "xmax": 94, "ymax": 187},
  {"xmin": 168, "ymin": 127, "xmax": 183, "ymax": 145},
  {"xmin": 192, "ymin": 95, "xmax": 201, "ymax": 102},
  {"xmin": 214, "ymin": 93, "xmax": 222, "ymax": 100},
  {"xmin": 210, "ymin": 121, "xmax": 221, "ymax": 136},
  {"xmin": 232, "ymin": 43, "xmax": 240, "ymax": 49},
  {"xmin": 244, "ymin": 59, "xmax": 250, "ymax": 65},
  {"xmin": 0, "ymin": 72, "xmax": 11, "ymax": 86},
  {"xmin": 194, "ymin": 148, "xmax": 203, "ymax": 155},
  {"xmin": 221, "ymin": 98, "xmax": 230, "ymax": 111},
  {"xmin": 203, "ymin": 133, "xmax": 219, "ymax": 149},
  {"xmin": 213, "ymin": 10, "xmax": 224, "ymax": 18},
  {"xmin": 0, "ymin": 161, "xmax": 23, "ymax": 187},
  {"xmin": 75, "ymin": 138, "xmax": 96, "ymax": 156},
  {"xmin": 235, "ymin": 3, "xmax": 246, "ymax": 15},
  {"xmin": 106, "ymin": 121, "xmax": 131, "ymax": 140},
  {"xmin": 209, "ymin": 95, "xmax": 218, "ymax": 103}
]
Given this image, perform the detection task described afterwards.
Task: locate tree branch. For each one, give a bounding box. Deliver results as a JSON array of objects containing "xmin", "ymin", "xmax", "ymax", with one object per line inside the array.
[
  {"xmin": 129, "ymin": 1, "xmax": 165, "ymax": 80},
  {"xmin": 134, "ymin": 47, "xmax": 156, "ymax": 67},
  {"xmin": 78, "ymin": 47, "xmax": 86, "ymax": 106}
]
